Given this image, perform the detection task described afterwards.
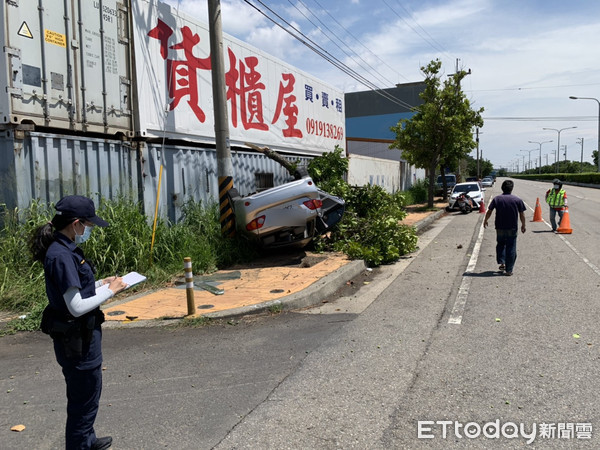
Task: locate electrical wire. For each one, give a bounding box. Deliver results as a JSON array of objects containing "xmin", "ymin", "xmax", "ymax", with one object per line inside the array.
[
  {"xmin": 482, "ymin": 116, "xmax": 597, "ymax": 122},
  {"xmin": 290, "ymin": 0, "xmax": 400, "ymax": 89},
  {"xmin": 242, "ymin": 0, "xmax": 418, "ymax": 110},
  {"xmin": 382, "ymin": 0, "xmax": 454, "ymax": 61},
  {"xmin": 310, "ymin": 0, "xmax": 411, "ymax": 83}
]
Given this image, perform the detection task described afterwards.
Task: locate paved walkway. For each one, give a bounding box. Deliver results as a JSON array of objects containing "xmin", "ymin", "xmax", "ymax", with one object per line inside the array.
[
  {"xmin": 102, "ymin": 203, "xmax": 446, "ymax": 327},
  {"xmin": 102, "ymin": 252, "xmax": 355, "ymax": 323}
]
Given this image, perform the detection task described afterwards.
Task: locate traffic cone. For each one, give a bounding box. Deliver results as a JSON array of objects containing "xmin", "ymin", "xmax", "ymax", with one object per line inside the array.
[
  {"xmin": 478, "ymin": 200, "xmax": 486, "ymax": 213},
  {"xmin": 556, "ymin": 208, "xmax": 572, "ymax": 234},
  {"xmin": 531, "ymin": 198, "xmax": 543, "ymax": 222}
]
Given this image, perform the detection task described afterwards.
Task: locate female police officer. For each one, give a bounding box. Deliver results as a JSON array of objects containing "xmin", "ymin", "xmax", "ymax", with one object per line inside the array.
[{"xmin": 30, "ymin": 195, "xmax": 127, "ymax": 450}]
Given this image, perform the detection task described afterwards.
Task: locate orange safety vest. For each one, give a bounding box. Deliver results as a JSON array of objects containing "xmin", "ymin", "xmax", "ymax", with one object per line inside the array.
[{"xmin": 546, "ymin": 189, "xmax": 566, "ymax": 209}]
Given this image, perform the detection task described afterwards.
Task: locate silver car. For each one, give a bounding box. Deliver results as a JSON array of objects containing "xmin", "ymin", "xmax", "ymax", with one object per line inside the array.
[{"xmin": 481, "ymin": 177, "xmax": 494, "ymax": 188}]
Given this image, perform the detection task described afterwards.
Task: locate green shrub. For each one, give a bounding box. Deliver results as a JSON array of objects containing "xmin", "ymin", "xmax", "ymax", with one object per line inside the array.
[
  {"xmin": 408, "ymin": 178, "xmax": 429, "ymax": 203},
  {"xmin": 309, "ymin": 151, "xmax": 418, "ymax": 267}
]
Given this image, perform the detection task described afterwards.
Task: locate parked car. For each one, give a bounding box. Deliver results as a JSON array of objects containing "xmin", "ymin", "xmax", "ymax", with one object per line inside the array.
[
  {"xmin": 481, "ymin": 177, "xmax": 494, "ymax": 188},
  {"xmin": 435, "ymin": 174, "xmax": 457, "ymax": 194},
  {"xmin": 465, "ymin": 176, "xmax": 479, "ymax": 182},
  {"xmin": 447, "ymin": 182, "xmax": 485, "ymax": 212}
]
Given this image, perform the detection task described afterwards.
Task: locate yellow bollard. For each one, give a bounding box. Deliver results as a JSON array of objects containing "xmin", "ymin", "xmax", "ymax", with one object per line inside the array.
[{"xmin": 184, "ymin": 257, "xmax": 195, "ymax": 315}]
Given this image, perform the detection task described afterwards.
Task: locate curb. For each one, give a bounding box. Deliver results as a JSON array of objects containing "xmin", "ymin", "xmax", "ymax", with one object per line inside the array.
[
  {"xmin": 203, "ymin": 259, "xmax": 367, "ymax": 320},
  {"xmin": 104, "ymin": 209, "xmax": 444, "ymax": 328},
  {"xmin": 414, "ymin": 208, "xmax": 446, "ymax": 234}
]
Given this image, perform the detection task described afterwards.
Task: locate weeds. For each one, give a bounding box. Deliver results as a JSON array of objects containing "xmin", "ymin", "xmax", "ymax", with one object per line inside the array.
[{"xmin": 0, "ymin": 197, "xmax": 257, "ymax": 334}]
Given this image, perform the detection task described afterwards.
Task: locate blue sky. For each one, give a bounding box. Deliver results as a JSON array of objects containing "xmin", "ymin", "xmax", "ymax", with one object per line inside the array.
[{"xmin": 162, "ymin": 0, "xmax": 600, "ymax": 169}]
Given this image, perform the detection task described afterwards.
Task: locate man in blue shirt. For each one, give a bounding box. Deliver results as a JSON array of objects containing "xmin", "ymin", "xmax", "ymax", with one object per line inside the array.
[{"xmin": 483, "ymin": 180, "xmax": 527, "ymax": 276}]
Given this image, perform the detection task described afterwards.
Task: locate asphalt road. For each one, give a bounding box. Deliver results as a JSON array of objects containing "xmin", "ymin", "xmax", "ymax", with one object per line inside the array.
[{"xmin": 2, "ymin": 178, "xmax": 600, "ymax": 449}]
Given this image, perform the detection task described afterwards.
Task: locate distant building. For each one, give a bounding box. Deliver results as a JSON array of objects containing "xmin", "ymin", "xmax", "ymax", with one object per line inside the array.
[{"xmin": 345, "ymin": 82, "xmax": 426, "ymax": 192}]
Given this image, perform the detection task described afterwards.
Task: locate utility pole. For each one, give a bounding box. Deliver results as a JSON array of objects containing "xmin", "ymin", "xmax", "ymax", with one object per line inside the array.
[
  {"xmin": 577, "ymin": 137, "xmax": 584, "ymax": 172},
  {"xmin": 476, "ymin": 127, "xmax": 480, "ymax": 179},
  {"xmin": 208, "ymin": 0, "xmax": 235, "ymax": 237}
]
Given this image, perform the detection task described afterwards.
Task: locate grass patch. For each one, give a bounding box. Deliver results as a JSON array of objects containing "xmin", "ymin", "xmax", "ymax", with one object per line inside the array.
[{"xmin": 0, "ymin": 197, "xmax": 258, "ymax": 334}]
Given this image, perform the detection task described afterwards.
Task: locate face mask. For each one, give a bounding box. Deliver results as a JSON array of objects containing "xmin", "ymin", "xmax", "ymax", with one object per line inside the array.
[
  {"xmin": 74, "ymin": 224, "xmax": 93, "ymax": 244},
  {"xmin": 553, "ymin": 185, "xmax": 560, "ymax": 190}
]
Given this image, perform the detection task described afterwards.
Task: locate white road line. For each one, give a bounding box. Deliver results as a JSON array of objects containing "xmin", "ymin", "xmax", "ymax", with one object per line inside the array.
[
  {"xmin": 532, "ymin": 203, "xmax": 600, "ymax": 277},
  {"xmin": 449, "ymin": 200, "xmax": 600, "ymax": 326},
  {"xmin": 448, "ymin": 219, "xmax": 486, "ymax": 325}
]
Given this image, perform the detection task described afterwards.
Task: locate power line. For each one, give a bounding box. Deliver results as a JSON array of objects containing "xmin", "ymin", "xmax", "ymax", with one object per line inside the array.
[
  {"xmin": 382, "ymin": 0, "xmax": 454, "ymax": 61},
  {"xmin": 243, "ymin": 0, "xmax": 418, "ymax": 110},
  {"xmin": 309, "ymin": 0, "xmax": 411, "ymax": 83},
  {"xmin": 290, "ymin": 0, "xmax": 398, "ymax": 89},
  {"xmin": 483, "ymin": 116, "xmax": 597, "ymax": 121}
]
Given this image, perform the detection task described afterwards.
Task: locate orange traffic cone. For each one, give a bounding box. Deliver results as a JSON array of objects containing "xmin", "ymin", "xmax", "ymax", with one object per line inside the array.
[
  {"xmin": 556, "ymin": 208, "xmax": 572, "ymax": 234},
  {"xmin": 478, "ymin": 200, "xmax": 486, "ymax": 213},
  {"xmin": 531, "ymin": 198, "xmax": 543, "ymax": 222}
]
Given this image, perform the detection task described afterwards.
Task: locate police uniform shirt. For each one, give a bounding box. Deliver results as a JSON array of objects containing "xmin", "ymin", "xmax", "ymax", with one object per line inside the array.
[{"xmin": 44, "ymin": 232, "xmax": 103, "ymax": 369}]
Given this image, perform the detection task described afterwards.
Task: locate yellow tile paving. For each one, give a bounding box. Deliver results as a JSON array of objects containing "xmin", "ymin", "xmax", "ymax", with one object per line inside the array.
[{"xmin": 103, "ymin": 252, "xmax": 351, "ymax": 322}]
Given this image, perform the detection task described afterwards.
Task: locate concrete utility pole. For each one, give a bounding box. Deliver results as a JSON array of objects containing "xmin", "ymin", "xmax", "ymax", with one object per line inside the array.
[
  {"xmin": 208, "ymin": 0, "xmax": 235, "ymax": 237},
  {"xmin": 475, "ymin": 127, "xmax": 480, "ymax": 178},
  {"xmin": 577, "ymin": 137, "xmax": 584, "ymax": 172}
]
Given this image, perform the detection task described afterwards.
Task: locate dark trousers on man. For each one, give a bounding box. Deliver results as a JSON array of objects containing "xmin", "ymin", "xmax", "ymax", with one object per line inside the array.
[{"xmin": 496, "ymin": 228, "xmax": 518, "ymax": 273}]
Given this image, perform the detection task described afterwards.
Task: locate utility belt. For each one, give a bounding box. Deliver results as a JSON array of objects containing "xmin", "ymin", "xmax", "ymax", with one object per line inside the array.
[{"xmin": 41, "ymin": 306, "xmax": 105, "ymax": 359}]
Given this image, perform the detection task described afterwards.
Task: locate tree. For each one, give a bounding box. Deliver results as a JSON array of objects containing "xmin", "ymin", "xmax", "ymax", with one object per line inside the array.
[{"xmin": 390, "ymin": 59, "xmax": 484, "ymax": 207}]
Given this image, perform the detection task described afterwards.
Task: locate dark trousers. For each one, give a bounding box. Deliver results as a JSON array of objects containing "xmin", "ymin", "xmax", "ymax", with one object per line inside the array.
[
  {"xmin": 496, "ymin": 229, "xmax": 518, "ymax": 272},
  {"xmin": 61, "ymin": 364, "xmax": 102, "ymax": 449}
]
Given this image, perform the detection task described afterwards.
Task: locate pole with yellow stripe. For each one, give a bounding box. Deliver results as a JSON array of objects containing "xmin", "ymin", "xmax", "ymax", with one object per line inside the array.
[{"xmin": 219, "ymin": 176, "xmax": 236, "ymax": 237}]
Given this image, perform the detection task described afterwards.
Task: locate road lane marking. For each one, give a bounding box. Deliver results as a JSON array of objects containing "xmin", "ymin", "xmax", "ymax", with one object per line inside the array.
[
  {"xmin": 529, "ymin": 202, "xmax": 600, "ymax": 278},
  {"xmin": 448, "ymin": 219, "xmax": 486, "ymax": 325}
]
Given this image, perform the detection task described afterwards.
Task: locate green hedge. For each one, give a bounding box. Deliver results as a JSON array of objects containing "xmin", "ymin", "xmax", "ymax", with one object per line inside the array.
[{"xmin": 512, "ymin": 172, "xmax": 600, "ymax": 184}]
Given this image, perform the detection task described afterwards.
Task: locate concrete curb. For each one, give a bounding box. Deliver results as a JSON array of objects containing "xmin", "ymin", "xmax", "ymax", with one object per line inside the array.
[
  {"xmin": 203, "ymin": 259, "xmax": 367, "ymax": 320},
  {"xmin": 414, "ymin": 208, "xmax": 446, "ymax": 235},
  {"xmin": 102, "ymin": 209, "xmax": 444, "ymax": 328}
]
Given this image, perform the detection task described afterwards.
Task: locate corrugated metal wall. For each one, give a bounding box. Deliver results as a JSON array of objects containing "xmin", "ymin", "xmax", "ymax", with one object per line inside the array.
[
  {"xmin": 1, "ymin": 131, "xmax": 312, "ymax": 223},
  {"xmin": 1, "ymin": 131, "xmax": 139, "ymax": 212},
  {"xmin": 140, "ymin": 141, "xmax": 311, "ymax": 222}
]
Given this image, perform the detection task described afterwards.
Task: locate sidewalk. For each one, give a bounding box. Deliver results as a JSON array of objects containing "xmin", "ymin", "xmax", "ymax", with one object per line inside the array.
[{"xmin": 102, "ymin": 202, "xmax": 447, "ymax": 327}]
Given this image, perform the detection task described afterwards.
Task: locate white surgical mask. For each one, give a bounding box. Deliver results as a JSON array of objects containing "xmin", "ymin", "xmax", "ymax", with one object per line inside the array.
[
  {"xmin": 74, "ymin": 225, "xmax": 93, "ymax": 244},
  {"xmin": 553, "ymin": 184, "xmax": 560, "ymax": 190}
]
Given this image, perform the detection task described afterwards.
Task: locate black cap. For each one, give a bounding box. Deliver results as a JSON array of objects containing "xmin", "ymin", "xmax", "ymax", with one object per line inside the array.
[{"xmin": 55, "ymin": 195, "xmax": 109, "ymax": 227}]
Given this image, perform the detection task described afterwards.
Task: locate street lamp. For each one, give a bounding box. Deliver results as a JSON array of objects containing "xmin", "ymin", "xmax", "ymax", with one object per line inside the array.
[
  {"xmin": 543, "ymin": 126, "xmax": 577, "ymax": 173},
  {"xmin": 520, "ymin": 149, "xmax": 537, "ymax": 172},
  {"xmin": 515, "ymin": 154, "xmax": 525, "ymax": 173},
  {"xmin": 528, "ymin": 140, "xmax": 553, "ymax": 174},
  {"xmin": 569, "ymin": 96, "xmax": 600, "ymax": 172}
]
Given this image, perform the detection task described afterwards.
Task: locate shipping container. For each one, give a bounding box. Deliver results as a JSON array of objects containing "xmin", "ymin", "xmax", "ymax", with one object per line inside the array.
[
  {"xmin": 0, "ymin": 130, "xmax": 312, "ymax": 224},
  {"xmin": 0, "ymin": 0, "xmax": 134, "ymax": 135},
  {"xmin": 0, "ymin": 130, "xmax": 139, "ymax": 213}
]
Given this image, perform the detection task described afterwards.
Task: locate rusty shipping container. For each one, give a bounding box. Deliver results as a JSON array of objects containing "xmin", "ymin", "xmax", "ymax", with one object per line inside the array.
[{"xmin": 0, "ymin": 0, "xmax": 134, "ymax": 135}]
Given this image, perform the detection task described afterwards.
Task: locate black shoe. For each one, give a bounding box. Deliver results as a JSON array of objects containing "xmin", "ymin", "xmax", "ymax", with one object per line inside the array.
[
  {"xmin": 499, "ymin": 264, "xmax": 505, "ymax": 271},
  {"xmin": 92, "ymin": 436, "xmax": 112, "ymax": 450}
]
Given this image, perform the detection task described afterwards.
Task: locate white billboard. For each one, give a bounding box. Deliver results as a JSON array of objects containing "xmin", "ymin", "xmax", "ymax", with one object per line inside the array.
[{"xmin": 132, "ymin": 0, "xmax": 345, "ymax": 156}]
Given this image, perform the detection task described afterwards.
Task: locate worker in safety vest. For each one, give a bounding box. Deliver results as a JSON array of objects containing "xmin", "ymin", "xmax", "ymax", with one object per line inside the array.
[{"xmin": 545, "ymin": 178, "xmax": 568, "ymax": 232}]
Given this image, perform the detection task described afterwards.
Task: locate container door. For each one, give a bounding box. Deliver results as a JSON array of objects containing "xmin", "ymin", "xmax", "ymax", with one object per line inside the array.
[
  {"xmin": 76, "ymin": 0, "xmax": 132, "ymax": 135},
  {"xmin": 2, "ymin": 0, "xmax": 76, "ymax": 128}
]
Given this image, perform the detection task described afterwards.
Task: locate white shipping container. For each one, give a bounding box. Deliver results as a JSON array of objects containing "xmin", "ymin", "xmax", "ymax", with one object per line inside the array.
[
  {"xmin": 0, "ymin": 0, "xmax": 133, "ymax": 134},
  {"xmin": 132, "ymin": 0, "xmax": 345, "ymax": 156}
]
